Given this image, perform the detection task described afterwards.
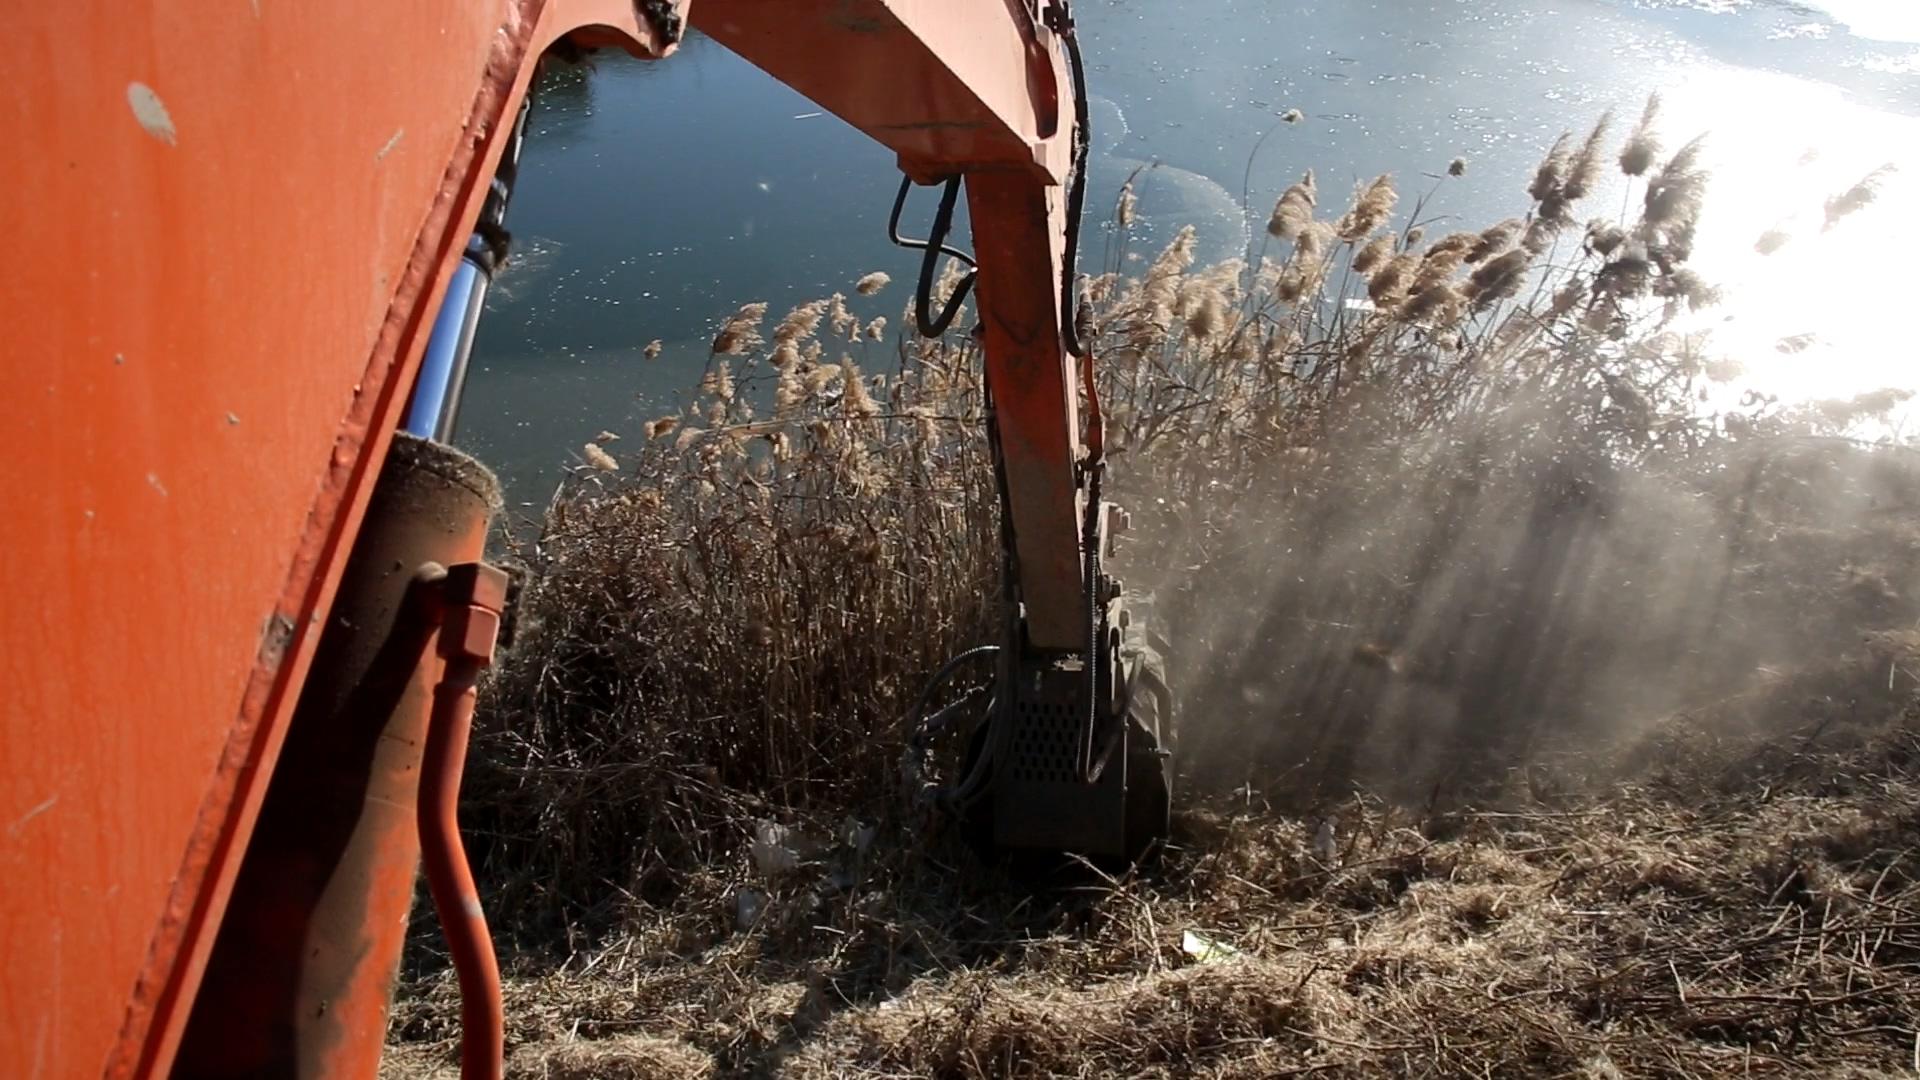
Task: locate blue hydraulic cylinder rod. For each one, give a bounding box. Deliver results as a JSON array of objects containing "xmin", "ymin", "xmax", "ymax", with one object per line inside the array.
[
  {"xmin": 402, "ymin": 90, "xmax": 529, "ymax": 442},
  {"xmin": 404, "ymin": 253, "xmax": 490, "ymax": 441}
]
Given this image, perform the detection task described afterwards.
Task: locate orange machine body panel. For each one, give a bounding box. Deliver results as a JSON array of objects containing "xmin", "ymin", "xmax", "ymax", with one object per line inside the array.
[{"xmin": 0, "ymin": 1, "xmax": 666, "ymax": 1075}]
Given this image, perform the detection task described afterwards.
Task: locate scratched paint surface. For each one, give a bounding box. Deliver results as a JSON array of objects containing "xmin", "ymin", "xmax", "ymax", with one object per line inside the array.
[{"xmin": 0, "ymin": 2, "xmax": 503, "ymax": 1074}]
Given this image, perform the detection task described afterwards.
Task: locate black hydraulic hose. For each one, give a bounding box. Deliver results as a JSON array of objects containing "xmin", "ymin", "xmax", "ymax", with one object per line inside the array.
[
  {"xmin": 944, "ymin": 693, "xmax": 999, "ymax": 808},
  {"xmin": 907, "ymin": 644, "xmax": 1001, "ymax": 751},
  {"xmin": 1053, "ymin": 3, "xmax": 1093, "ymax": 359},
  {"xmin": 889, "ymin": 174, "xmax": 978, "ymax": 338},
  {"xmin": 888, "ymin": 174, "xmax": 977, "ymax": 270},
  {"xmin": 907, "ymin": 645, "xmax": 1002, "ymax": 810},
  {"xmin": 912, "ymin": 176, "xmax": 978, "ymax": 338},
  {"xmin": 1048, "ymin": 2, "xmax": 1113, "ymax": 781},
  {"xmin": 1080, "ymin": 461, "xmax": 1113, "ymax": 784}
]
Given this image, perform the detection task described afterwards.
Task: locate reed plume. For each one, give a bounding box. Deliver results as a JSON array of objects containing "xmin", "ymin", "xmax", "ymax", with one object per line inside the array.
[
  {"xmin": 1351, "ymin": 234, "xmax": 1394, "ymax": 275},
  {"xmin": 1467, "ymin": 219, "xmax": 1523, "ymax": 264},
  {"xmin": 580, "ymin": 442, "xmax": 618, "ymax": 471},
  {"xmin": 1561, "ymin": 111, "xmax": 1613, "ymax": 202},
  {"xmin": 1529, "ymin": 132, "xmax": 1573, "ymax": 206},
  {"xmin": 1824, "ymin": 164, "xmax": 1897, "ymax": 231},
  {"xmin": 1266, "ymin": 170, "xmax": 1317, "ymax": 242},
  {"xmin": 711, "ymin": 301, "xmax": 768, "ymax": 355},
  {"xmin": 1619, "ymin": 92, "xmax": 1661, "ymax": 177},
  {"xmin": 1337, "ymin": 175, "xmax": 1397, "ymax": 242}
]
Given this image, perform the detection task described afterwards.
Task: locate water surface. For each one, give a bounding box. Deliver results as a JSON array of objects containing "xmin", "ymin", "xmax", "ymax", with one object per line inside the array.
[{"xmin": 459, "ymin": 0, "xmax": 1920, "ymax": 502}]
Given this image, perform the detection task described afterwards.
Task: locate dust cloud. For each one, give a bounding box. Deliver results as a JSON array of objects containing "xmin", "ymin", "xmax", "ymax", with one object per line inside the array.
[{"xmin": 1122, "ymin": 404, "xmax": 1920, "ymax": 810}]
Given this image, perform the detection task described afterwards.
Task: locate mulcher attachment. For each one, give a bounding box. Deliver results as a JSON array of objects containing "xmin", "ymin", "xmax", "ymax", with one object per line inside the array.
[
  {"xmin": 931, "ymin": 603, "xmax": 1170, "ymax": 868},
  {"xmin": 987, "ymin": 626, "xmax": 1170, "ymax": 862}
]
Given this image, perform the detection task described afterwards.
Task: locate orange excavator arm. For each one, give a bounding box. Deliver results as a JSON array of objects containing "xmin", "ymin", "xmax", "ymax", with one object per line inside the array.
[
  {"xmin": 692, "ymin": 0, "xmax": 1167, "ymax": 878},
  {"xmin": 697, "ymin": 0, "xmax": 1096, "ymax": 653},
  {"xmin": 1, "ymin": 2, "xmax": 1165, "ymax": 1077}
]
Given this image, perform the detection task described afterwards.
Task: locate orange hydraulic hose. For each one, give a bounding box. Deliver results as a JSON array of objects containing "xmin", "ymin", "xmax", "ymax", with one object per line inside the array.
[{"xmin": 418, "ymin": 564, "xmax": 508, "ymax": 1080}]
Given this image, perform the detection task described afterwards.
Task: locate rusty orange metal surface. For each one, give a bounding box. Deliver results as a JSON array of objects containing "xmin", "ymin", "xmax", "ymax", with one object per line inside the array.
[
  {"xmin": 419, "ymin": 562, "xmax": 513, "ymax": 1080},
  {"xmin": 962, "ymin": 171, "xmax": 1086, "ymax": 651},
  {"xmin": 172, "ymin": 437, "xmax": 503, "ymax": 1079},
  {"xmin": 0, "ymin": 3, "xmax": 664, "ymax": 1076},
  {"xmin": 694, "ymin": 0, "xmax": 1069, "ymax": 181}
]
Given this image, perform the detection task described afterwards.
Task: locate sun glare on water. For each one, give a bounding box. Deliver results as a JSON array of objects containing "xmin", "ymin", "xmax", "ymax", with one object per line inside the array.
[
  {"xmin": 1796, "ymin": 0, "xmax": 1920, "ymax": 45},
  {"xmin": 1651, "ymin": 62, "xmax": 1918, "ymax": 417}
]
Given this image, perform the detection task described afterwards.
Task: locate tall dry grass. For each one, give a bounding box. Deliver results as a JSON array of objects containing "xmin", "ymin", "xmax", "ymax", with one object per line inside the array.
[
  {"xmin": 465, "ymin": 321, "xmax": 1002, "ymax": 934},
  {"xmin": 396, "ymin": 637, "xmax": 1920, "ymax": 1078},
  {"xmin": 449, "ymin": 99, "xmax": 1917, "ymax": 945}
]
